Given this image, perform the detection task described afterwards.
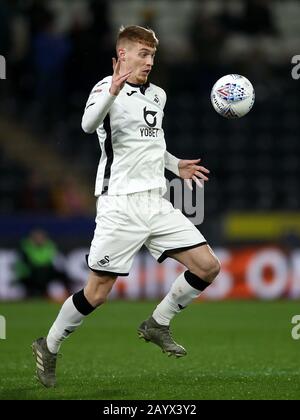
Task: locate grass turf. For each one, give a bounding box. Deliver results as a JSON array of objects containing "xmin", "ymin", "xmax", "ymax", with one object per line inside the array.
[{"xmin": 0, "ymin": 299, "xmax": 300, "ymax": 400}]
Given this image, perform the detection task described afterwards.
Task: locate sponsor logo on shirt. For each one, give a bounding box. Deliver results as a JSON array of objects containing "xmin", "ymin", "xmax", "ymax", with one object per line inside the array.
[
  {"xmin": 143, "ymin": 107, "xmax": 157, "ymax": 127},
  {"xmin": 140, "ymin": 107, "xmax": 159, "ymax": 138},
  {"xmin": 127, "ymin": 90, "xmax": 137, "ymax": 96}
]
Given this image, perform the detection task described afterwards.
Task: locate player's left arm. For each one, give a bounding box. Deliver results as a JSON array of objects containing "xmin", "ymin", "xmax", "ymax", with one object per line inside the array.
[{"xmin": 165, "ymin": 152, "xmax": 210, "ymax": 189}]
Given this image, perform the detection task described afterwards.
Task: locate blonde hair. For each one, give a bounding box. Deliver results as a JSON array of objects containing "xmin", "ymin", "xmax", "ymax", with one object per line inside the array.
[{"xmin": 116, "ymin": 25, "xmax": 159, "ymax": 49}]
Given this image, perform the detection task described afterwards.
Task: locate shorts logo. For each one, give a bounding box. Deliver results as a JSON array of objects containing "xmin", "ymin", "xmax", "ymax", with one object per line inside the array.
[{"xmin": 97, "ymin": 255, "xmax": 110, "ymax": 267}]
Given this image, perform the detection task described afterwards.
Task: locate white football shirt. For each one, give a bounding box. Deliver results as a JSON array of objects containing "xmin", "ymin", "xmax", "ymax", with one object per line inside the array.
[{"xmin": 82, "ymin": 76, "xmax": 179, "ymax": 196}]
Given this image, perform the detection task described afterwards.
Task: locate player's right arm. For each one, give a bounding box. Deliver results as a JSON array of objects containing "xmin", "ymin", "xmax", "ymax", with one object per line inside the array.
[{"xmin": 81, "ymin": 59, "xmax": 131, "ymax": 133}]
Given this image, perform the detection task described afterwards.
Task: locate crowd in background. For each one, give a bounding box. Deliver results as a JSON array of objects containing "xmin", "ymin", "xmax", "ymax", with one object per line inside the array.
[{"xmin": 0, "ymin": 0, "xmax": 299, "ymax": 218}]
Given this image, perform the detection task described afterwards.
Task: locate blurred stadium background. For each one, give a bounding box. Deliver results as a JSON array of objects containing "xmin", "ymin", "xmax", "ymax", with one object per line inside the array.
[
  {"xmin": 1, "ymin": 0, "xmax": 300, "ymax": 401},
  {"xmin": 1, "ymin": 0, "xmax": 300, "ymax": 301}
]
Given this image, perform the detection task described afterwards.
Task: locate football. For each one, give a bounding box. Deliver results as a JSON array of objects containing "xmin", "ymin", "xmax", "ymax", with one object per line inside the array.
[{"xmin": 210, "ymin": 74, "xmax": 255, "ymax": 119}]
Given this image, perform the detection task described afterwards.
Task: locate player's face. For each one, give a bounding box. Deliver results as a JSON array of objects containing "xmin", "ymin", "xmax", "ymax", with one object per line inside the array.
[{"xmin": 123, "ymin": 42, "xmax": 156, "ymax": 84}]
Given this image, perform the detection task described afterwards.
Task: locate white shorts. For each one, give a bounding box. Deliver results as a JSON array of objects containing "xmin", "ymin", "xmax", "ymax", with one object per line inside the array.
[{"xmin": 87, "ymin": 189, "xmax": 206, "ymax": 275}]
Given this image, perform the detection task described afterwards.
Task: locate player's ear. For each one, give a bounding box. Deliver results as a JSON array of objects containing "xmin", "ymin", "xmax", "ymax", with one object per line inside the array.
[{"xmin": 118, "ymin": 48, "xmax": 126, "ymax": 62}]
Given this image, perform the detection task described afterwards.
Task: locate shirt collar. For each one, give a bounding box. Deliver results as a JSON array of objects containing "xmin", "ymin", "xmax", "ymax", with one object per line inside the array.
[{"xmin": 126, "ymin": 81, "xmax": 150, "ymax": 95}]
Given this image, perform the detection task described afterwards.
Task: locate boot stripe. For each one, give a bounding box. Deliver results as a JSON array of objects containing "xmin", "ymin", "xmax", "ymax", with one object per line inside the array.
[
  {"xmin": 36, "ymin": 362, "xmax": 44, "ymax": 371},
  {"xmin": 37, "ymin": 356, "xmax": 43, "ymax": 365},
  {"xmin": 37, "ymin": 350, "xmax": 43, "ymax": 358}
]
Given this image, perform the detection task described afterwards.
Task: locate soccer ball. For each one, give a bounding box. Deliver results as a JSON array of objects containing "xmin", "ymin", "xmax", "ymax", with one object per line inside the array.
[{"xmin": 210, "ymin": 74, "xmax": 255, "ymax": 119}]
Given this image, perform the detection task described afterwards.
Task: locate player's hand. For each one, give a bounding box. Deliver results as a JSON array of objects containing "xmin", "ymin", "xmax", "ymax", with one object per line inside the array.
[
  {"xmin": 109, "ymin": 58, "xmax": 132, "ymax": 96},
  {"xmin": 178, "ymin": 158, "xmax": 210, "ymax": 190}
]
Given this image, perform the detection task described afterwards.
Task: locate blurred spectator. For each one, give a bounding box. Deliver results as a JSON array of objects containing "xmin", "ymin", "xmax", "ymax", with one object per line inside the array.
[
  {"xmin": 241, "ymin": 0, "xmax": 278, "ymax": 36},
  {"xmin": 52, "ymin": 175, "xmax": 89, "ymax": 216},
  {"xmin": 0, "ymin": 0, "xmax": 12, "ymax": 55},
  {"xmin": 14, "ymin": 229, "xmax": 70, "ymax": 297},
  {"xmin": 190, "ymin": 11, "xmax": 227, "ymax": 67},
  {"xmin": 31, "ymin": 6, "xmax": 72, "ymax": 125},
  {"xmin": 20, "ymin": 171, "xmax": 54, "ymax": 212},
  {"xmin": 66, "ymin": 0, "xmax": 113, "ymax": 95},
  {"xmin": 187, "ymin": 9, "xmax": 228, "ymax": 91}
]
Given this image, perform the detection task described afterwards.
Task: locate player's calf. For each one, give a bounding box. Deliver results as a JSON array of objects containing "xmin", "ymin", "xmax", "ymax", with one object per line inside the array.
[{"xmin": 190, "ymin": 256, "xmax": 221, "ymax": 284}]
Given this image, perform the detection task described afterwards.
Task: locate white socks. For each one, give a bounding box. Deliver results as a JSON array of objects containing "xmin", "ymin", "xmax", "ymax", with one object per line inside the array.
[
  {"xmin": 152, "ymin": 271, "xmax": 205, "ymax": 326},
  {"xmin": 46, "ymin": 296, "xmax": 85, "ymax": 354},
  {"xmin": 46, "ymin": 273, "xmax": 209, "ymax": 353}
]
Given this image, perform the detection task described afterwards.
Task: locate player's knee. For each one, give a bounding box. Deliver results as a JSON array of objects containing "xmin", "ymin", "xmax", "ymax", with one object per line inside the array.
[
  {"xmin": 88, "ymin": 287, "xmax": 109, "ymax": 307},
  {"xmin": 85, "ymin": 272, "xmax": 116, "ymax": 307},
  {"xmin": 209, "ymin": 257, "xmax": 221, "ymax": 281},
  {"xmin": 193, "ymin": 256, "xmax": 221, "ymax": 283},
  {"xmin": 84, "ymin": 285, "xmax": 109, "ymax": 307},
  {"xmin": 92, "ymin": 293, "xmax": 107, "ymax": 307}
]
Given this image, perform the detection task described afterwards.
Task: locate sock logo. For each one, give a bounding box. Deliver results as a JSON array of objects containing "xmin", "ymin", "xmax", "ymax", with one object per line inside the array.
[
  {"xmin": 178, "ymin": 304, "xmax": 186, "ymax": 310},
  {"xmin": 63, "ymin": 329, "xmax": 74, "ymax": 337},
  {"xmin": 97, "ymin": 255, "xmax": 110, "ymax": 267}
]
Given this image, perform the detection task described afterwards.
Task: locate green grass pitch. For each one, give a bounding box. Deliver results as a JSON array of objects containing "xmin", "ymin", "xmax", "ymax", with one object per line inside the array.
[{"xmin": 0, "ymin": 299, "xmax": 300, "ymax": 400}]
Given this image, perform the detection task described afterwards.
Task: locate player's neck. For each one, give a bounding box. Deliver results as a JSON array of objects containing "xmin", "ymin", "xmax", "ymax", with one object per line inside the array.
[
  {"xmin": 127, "ymin": 80, "xmax": 146, "ymax": 87},
  {"xmin": 127, "ymin": 76, "xmax": 148, "ymax": 86}
]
